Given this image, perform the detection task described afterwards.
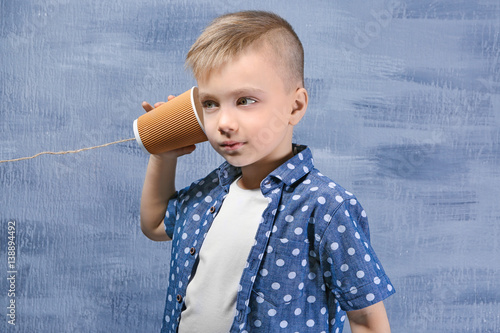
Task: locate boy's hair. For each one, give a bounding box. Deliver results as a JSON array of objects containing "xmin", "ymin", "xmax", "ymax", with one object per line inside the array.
[{"xmin": 186, "ymin": 10, "xmax": 304, "ymax": 90}]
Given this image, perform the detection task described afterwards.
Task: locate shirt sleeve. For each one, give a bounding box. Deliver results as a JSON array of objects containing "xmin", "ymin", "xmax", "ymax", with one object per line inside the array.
[
  {"xmin": 319, "ymin": 199, "xmax": 395, "ymax": 311},
  {"xmin": 164, "ymin": 183, "xmax": 196, "ymax": 239}
]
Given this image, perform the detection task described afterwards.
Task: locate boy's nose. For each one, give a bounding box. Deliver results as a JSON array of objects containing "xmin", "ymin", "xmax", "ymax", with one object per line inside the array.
[{"xmin": 217, "ymin": 107, "xmax": 239, "ymax": 135}]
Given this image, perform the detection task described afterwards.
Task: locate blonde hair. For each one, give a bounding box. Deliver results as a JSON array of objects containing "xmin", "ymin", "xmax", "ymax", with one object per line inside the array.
[{"xmin": 185, "ymin": 11, "xmax": 304, "ymax": 90}]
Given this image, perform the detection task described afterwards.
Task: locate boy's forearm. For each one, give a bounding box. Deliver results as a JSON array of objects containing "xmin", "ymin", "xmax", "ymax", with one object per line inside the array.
[{"xmin": 140, "ymin": 154, "xmax": 177, "ymax": 241}]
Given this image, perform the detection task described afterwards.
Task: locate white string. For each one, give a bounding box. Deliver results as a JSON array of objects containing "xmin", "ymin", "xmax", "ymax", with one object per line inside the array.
[{"xmin": 0, "ymin": 138, "xmax": 135, "ymax": 164}]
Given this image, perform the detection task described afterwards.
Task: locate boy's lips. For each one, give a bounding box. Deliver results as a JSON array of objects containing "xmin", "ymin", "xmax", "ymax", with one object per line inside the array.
[{"xmin": 219, "ymin": 141, "xmax": 245, "ymax": 151}]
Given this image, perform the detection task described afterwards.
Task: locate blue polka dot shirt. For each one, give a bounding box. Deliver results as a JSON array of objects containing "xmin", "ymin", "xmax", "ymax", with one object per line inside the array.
[{"xmin": 161, "ymin": 144, "xmax": 395, "ymax": 333}]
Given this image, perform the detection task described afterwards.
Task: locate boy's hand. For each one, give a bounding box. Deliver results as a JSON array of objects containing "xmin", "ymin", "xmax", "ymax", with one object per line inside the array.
[{"xmin": 141, "ymin": 95, "xmax": 197, "ymax": 158}]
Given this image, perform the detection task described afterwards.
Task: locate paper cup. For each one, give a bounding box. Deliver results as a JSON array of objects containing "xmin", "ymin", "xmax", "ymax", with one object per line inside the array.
[{"xmin": 133, "ymin": 87, "xmax": 207, "ymax": 154}]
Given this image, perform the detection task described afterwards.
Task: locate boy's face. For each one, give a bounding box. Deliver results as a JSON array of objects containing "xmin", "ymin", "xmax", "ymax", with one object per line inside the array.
[{"xmin": 197, "ymin": 45, "xmax": 304, "ymax": 171}]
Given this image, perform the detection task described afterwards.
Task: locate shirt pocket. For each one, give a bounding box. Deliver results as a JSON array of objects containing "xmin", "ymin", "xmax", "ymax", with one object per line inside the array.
[{"xmin": 251, "ymin": 240, "xmax": 309, "ymax": 306}]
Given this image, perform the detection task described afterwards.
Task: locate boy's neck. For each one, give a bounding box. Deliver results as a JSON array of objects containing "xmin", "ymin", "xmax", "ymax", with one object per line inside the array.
[{"xmin": 237, "ymin": 149, "xmax": 295, "ymax": 190}]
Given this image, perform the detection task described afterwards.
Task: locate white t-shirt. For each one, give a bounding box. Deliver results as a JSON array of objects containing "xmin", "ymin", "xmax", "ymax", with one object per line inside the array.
[{"xmin": 178, "ymin": 178, "xmax": 268, "ymax": 333}]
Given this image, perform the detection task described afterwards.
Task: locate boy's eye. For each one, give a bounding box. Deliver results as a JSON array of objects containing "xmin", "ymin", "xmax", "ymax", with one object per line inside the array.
[
  {"xmin": 202, "ymin": 100, "xmax": 218, "ymax": 109},
  {"xmin": 236, "ymin": 97, "xmax": 256, "ymax": 106}
]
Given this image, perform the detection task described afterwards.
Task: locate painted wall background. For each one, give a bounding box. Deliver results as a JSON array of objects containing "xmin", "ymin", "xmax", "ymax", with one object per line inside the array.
[{"xmin": 1, "ymin": 0, "xmax": 499, "ymax": 332}]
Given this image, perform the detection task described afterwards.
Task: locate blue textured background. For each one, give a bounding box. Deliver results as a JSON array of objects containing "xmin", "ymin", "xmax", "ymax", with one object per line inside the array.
[{"xmin": 1, "ymin": 1, "xmax": 499, "ymax": 332}]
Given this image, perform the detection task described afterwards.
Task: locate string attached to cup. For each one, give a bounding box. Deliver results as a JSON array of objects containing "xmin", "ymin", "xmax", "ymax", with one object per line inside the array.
[
  {"xmin": 0, "ymin": 87, "xmax": 207, "ymax": 164},
  {"xmin": 0, "ymin": 138, "xmax": 135, "ymax": 164}
]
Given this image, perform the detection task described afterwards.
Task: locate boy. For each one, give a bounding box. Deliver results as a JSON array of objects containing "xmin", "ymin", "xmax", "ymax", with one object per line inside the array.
[{"xmin": 140, "ymin": 10, "xmax": 395, "ymax": 333}]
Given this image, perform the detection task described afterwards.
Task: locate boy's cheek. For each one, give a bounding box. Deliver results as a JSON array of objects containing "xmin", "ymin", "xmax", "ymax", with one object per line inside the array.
[
  {"xmin": 202, "ymin": 121, "xmax": 216, "ymax": 138},
  {"xmin": 204, "ymin": 129, "xmax": 219, "ymax": 144}
]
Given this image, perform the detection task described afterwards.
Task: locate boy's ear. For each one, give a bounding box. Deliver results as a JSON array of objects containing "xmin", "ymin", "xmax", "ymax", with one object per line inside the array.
[{"xmin": 289, "ymin": 87, "xmax": 308, "ymax": 126}]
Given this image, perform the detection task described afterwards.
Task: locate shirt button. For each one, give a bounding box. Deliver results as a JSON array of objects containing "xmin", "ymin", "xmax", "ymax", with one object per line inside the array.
[
  {"xmin": 209, "ymin": 206, "xmax": 216, "ymax": 213},
  {"xmin": 176, "ymin": 294, "xmax": 183, "ymax": 303},
  {"xmin": 190, "ymin": 247, "xmax": 196, "ymax": 255}
]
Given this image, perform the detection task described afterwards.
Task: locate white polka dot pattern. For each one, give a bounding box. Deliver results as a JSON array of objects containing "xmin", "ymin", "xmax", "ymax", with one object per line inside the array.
[{"xmin": 160, "ymin": 145, "xmax": 394, "ymax": 333}]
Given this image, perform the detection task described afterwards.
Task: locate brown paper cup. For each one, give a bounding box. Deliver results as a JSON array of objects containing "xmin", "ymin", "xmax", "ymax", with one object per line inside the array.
[{"xmin": 133, "ymin": 87, "xmax": 207, "ymax": 154}]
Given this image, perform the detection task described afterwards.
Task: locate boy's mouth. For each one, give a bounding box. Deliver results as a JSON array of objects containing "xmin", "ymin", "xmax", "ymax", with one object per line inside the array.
[{"xmin": 220, "ymin": 141, "xmax": 245, "ymax": 151}]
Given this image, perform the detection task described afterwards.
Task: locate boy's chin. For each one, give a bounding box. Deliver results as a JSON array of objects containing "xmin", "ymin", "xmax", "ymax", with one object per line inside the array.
[
  {"xmin": 220, "ymin": 154, "xmax": 256, "ymax": 168},
  {"xmin": 223, "ymin": 158, "xmax": 250, "ymax": 168}
]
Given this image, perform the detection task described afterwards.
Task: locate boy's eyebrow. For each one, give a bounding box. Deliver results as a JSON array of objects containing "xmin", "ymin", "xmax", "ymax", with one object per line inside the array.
[
  {"xmin": 198, "ymin": 87, "xmax": 266, "ymax": 101},
  {"xmin": 198, "ymin": 92, "xmax": 217, "ymax": 101}
]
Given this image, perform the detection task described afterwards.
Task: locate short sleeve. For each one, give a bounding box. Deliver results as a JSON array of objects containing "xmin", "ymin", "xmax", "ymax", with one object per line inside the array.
[
  {"xmin": 319, "ymin": 200, "xmax": 395, "ymax": 311},
  {"xmin": 164, "ymin": 184, "xmax": 193, "ymax": 239}
]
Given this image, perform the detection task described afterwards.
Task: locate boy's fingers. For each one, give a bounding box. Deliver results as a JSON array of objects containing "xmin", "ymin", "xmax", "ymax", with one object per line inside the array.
[
  {"xmin": 143, "ymin": 94, "xmax": 175, "ymax": 112},
  {"xmin": 171, "ymin": 144, "xmax": 196, "ymax": 157},
  {"xmin": 142, "ymin": 101, "xmax": 154, "ymax": 112},
  {"xmin": 181, "ymin": 144, "xmax": 196, "ymax": 155},
  {"xmin": 154, "ymin": 144, "xmax": 196, "ymax": 159}
]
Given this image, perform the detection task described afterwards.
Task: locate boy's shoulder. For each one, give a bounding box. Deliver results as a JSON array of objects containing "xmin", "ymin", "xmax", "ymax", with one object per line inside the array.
[
  {"xmin": 270, "ymin": 145, "xmax": 369, "ymax": 229},
  {"xmin": 286, "ymin": 163, "xmax": 366, "ymax": 224},
  {"xmin": 302, "ymin": 165, "xmax": 355, "ymax": 198},
  {"xmin": 270, "ymin": 144, "xmax": 360, "ymax": 205}
]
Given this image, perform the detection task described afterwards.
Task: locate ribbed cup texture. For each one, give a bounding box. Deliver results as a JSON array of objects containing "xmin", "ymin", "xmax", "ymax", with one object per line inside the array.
[{"xmin": 136, "ymin": 88, "xmax": 207, "ymax": 154}]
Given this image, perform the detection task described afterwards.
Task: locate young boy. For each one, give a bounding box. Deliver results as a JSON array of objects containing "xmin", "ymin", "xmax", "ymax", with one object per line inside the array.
[{"xmin": 140, "ymin": 10, "xmax": 395, "ymax": 333}]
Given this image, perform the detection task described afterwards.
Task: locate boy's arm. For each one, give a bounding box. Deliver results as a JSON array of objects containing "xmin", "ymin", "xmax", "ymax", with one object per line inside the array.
[
  {"xmin": 347, "ymin": 301, "xmax": 391, "ymax": 333},
  {"xmin": 139, "ymin": 98, "xmax": 196, "ymax": 241}
]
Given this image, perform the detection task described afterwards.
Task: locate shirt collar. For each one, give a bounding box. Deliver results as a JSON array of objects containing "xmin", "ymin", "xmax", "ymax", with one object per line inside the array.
[
  {"xmin": 216, "ymin": 144, "xmax": 314, "ymax": 191},
  {"xmin": 267, "ymin": 144, "xmax": 313, "ymax": 187},
  {"xmin": 217, "ymin": 163, "xmax": 242, "ymax": 189}
]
